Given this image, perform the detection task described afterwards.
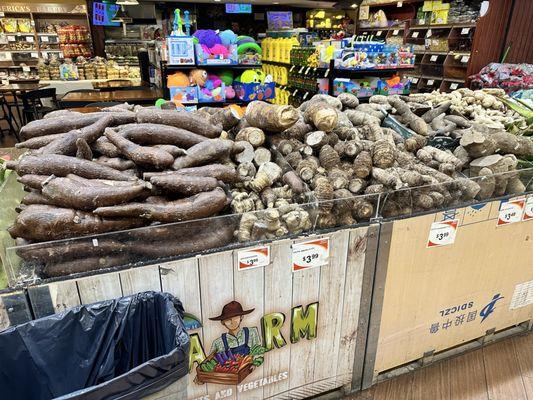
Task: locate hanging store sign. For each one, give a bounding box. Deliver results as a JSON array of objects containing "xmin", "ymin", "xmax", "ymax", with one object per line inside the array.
[{"xmin": 0, "ymin": 3, "xmax": 87, "ymax": 14}]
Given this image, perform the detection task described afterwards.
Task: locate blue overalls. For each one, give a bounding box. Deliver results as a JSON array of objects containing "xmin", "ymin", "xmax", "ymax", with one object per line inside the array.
[{"xmin": 222, "ymin": 327, "xmax": 250, "ymax": 355}]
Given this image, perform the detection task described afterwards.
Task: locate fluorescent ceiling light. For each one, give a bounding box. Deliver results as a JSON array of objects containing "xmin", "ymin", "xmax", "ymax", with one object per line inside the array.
[{"xmin": 116, "ymin": 0, "xmax": 139, "ymax": 5}]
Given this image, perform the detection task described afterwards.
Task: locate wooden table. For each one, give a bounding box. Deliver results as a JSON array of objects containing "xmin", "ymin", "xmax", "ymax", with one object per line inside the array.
[
  {"xmin": 93, "ymin": 80, "xmax": 146, "ymax": 90},
  {"xmin": 60, "ymin": 88, "xmax": 162, "ymax": 107},
  {"xmin": 0, "ymin": 83, "xmax": 49, "ymax": 94}
]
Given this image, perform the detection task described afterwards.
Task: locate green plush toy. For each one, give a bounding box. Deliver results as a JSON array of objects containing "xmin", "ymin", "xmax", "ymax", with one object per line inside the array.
[{"xmin": 219, "ymin": 69, "xmax": 234, "ymax": 86}]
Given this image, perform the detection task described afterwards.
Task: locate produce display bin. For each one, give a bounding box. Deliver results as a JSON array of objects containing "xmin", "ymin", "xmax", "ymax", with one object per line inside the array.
[{"xmin": 361, "ymin": 194, "xmax": 533, "ymax": 389}]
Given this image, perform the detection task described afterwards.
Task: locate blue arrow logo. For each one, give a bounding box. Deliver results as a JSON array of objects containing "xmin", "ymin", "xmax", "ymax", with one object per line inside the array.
[{"xmin": 480, "ymin": 293, "xmax": 504, "ymax": 322}]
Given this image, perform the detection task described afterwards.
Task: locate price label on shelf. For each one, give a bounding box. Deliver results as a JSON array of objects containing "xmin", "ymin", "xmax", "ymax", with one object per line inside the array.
[
  {"xmin": 523, "ymin": 197, "xmax": 533, "ymax": 221},
  {"xmin": 411, "ymin": 77, "xmax": 419, "ymax": 83},
  {"xmin": 305, "ymin": 66, "xmax": 311, "ymax": 75},
  {"xmin": 497, "ymin": 198, "xmax": 525, "ymax": 226},
  {"xmin": 59, "ymin": 52, "xmax": 64, "ymax": 58},
  {"xmin": 238, "ymin": 246, "xmax": 270, "ymax": 271},
  {"xmin": 461, "ymin": 27, "xmax": 471, "ymax": 35},
  {"xmin": 393, "ymin": 29, "xmax": 400, "ymax": 35},
  {"xmin": 31, "ymin": 52, "xmax": 38, "ymax": 58},
  {"xmin": 299, "ymin": 66, "xmax": 305, "ymax": 74},
  {"xmin": 376, "ymin": 30, "xmax": 382, "ymax": 36},
  {"xmin": 419, "ymin": 19, "xmax": 425, "ymax": 25},
  {"xmin": 22, "ymin": 66, "xmax": 31, "ymax": 72},
  {"xmin": 427, "ymin": 79, "xmax": 435, "ymax": 85},
  {"xmin": 450, "ymin": 83, "xmax": 459, "ymax": 89},
  {"xmin": 397, "ymin": 1, "xmax": 403, "ymax": 7},
  {"xmin": 426, "ymin": 29, "xmax": 432, "ymax": 38},
  {"xmin": 92, "ymin": 238, "xmax": 99, "ymax": 247},
  {"xmin": 412, "ymin": 31, "xmax": 419, "ymax": 38},
  {"xmin": 430, "ymin": 55, "xmax": 438, "ymax": 62},
  {"xmin": 461, "ymin": 55, "xmax": 470, "ymax": 63},
  {"xmin": 41, "ymin": 36, "xmax": 49, "ymax": 42},
  {"xmin": 303, "ymin": 91, "xmax": 309, "ymax": 100},
  {"xmin": 0, "ymin": 12, "xmax": 4, "ymax": 17},
  {"xmin": 26, "ymin": 36, "xmax": 34, "ymax": 43},
  {"xmin": 289, "ymin": 65, "xmax": 295, "ymax": 72},
  {"xmin": 324, "ymin": 68, "xmax": 330, "ymax": 77},
  {"xmin": 292, "ymin": 237, "xmax": 329, "ymax": 272},
  {"xmin": 0, "ymin": 52, "xmax": 12, "ymax": 61},
  {"xmin": 7, "ymin": 35, "xmax": 16, "ymax": 42},
  {"xmin": 292, "ymin": 89, "xmax": 298, "ymax": 96},
  {"xmin": 427, "ymin": 220, "xmax": 458, "ymax": 247}
]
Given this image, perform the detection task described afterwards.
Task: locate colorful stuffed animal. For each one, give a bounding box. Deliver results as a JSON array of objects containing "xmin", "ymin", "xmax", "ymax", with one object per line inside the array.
[
  {"xmin": 219, "ymin": 30, "xmax": 238, "ymax": 46},
  {"xmin": 219, "ymin": 70, "xmax": 234, "ymax": 86},
  {"xmin": 167, "ymin": 71, "xmax": 189, "ymax": 87},
  {"xmin": 193, "ymin": 29, "xmax": 221, "ymax": 48},
  {"xmin": 239, "ymin": 69, "xmax": 262, "ymax": 84},
  {"xmin": 225, "ymin": 85, "xmax": 236, "ymax": 99},
  {"xmin": 189, "ymin": 69, "xmax": 208, "ymax": 86},
  {"xmin": 204, "ymin": 74, "xmax": 222, "ymax": 90}
]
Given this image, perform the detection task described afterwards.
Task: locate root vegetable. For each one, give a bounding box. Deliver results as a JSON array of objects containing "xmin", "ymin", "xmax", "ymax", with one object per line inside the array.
[
  {"xmin": 41, "ymin": 176, "xmax": 147, "ymax": 210},
  {"xmin": 283, "ymin": 171, "xmax": 306, "ymax": 194},
  {"xmin": 283, "ymin": 118, "xmax": 313, "ymax": 141},
  {"xmin": 372, "ymin": 139, "xmax": 396, "ymax": 169},
  {"xmin": 172, "ymin": 139, "xmax": 236, "ymax": 170},
  {"xmin": 305, "ymin": 131, "xmax": 329, "ymax": 148},
  {"xmin": 121, "ymin": 123, "xmax": 207, "ymax": 148},
  {"xmin": 15, "ymin": 133, "xmax": 68, "ymax": 149},
  {"xmin": 8, "ymin": 204, "xmax": 144, "ymax": 241},
  {"xmin": 17, "ymin": 174, "xmax": 50, "ymax": 190},
  {"xmin": 371, "ymin": 168, "xmax": 404, "ymax": 189},
  {"xmin": 328, "ymin": 168, "xmax": 349, "ymax": 190},
  {"xmin": 421, "ymin": 101, "xmax": 452, "ymax": 123},
  {"xmin": 105, "ymin": 128, "xmax": 174, "ymax": 169},
  {"xmin": 352, "ymin": 198, "xmax": 374, "ymax": 219},
  {"xmin": 249, "ymin": 162, "xmax": 282, "ymax": 192},
  {"xmin": 75, "ymin": 138, "xmax": 93, "ymax": 160},
  {"xmin": 136, "ymin": 109, "xmax": 222, "ymax": 138},
  {"xmin": 144, "ymin": 164, "xmax": 238, "ymax": 183},
  {"xmin": 314, "ymin": 178, "xmax": 334, "ymax": 212},
  {"xmin": 150, "ymin": 174, "xmax": 219, "ymax": 196},
  {"xmin": 254, "ymin": 147, "xmax": 272, "ymax": 166},
  {"xmin": 207, "ymin": 107, "xmax": 241, "ymax": 130},
  {"xmin": 388, "ymin": 97, "xmax": 428, "ymax": 136},
  {"xmin": 348, "ymin": 178, "xmax": 367, "ymax": 194},
  {"xmin": 337, "ymin": 92, "xmax": 360, "ymax": 109},
  {"xmin": 297, "ymin": 158, "xmax": 319, "ymax": 182},
  {"xmin": 92, "ymin": 136, "xmax": 120, "ymax": 157},
  {"xmin": 319, "ymin": 145, "xmax": 341, "ymax": 170},
  {"xmin": 345, "ymin": 110, "xmax": 381, "ymax": 126},
  {"xmin": 353, "ymin": 151, "xmax": 372, "ymax": 178},
  {"xmin": 460, "ymin": 130, "xmax": 533, "ymax": 158},
  {"xmin": 93, "ymin": 187, "xmax": 227, "ymax": 222},
  {"xmin": 444, "ymin": 115, "xmax": 472, "ymax": 128},
  {"xmin": 6, "ymin": 154, "xmax": 136, "ymax": 181},
  {"xmin": 475, "ymin": 167, "xmax": 496, "ymax": 199},
  {"xmin": 22, "ymin": 191, "xmax": 53, "ymax": 206},
  {"xmin": 42, "ymin": 254, "xmax": 134, "ymax": 278},
  {"xmin": 245, "ymin": 101, "xmax": 299, "ymax": 132},
  {"xmin": 237, "ymin": 162, "xmax": 256, "ymax": 180},
  {"xmin": 235, "ymin": 127, "xmax": 265, "ymax": 148},
  {"xmin": 234, "ymin": 141, "xmax": 255, "ymax": 164},
  {"xmin": 153, "ymin": 144, "xmax": 187, "ymax": 157},
  {"xmin": 304, "ymin": 101, "xmax": 339, "ymax": 132}
]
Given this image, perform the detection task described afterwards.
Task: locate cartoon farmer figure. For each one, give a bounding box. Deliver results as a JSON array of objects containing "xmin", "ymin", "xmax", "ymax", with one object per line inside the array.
[{"xmin": 209, "ymin": 301, "xmax": 263, "ymax": 357}]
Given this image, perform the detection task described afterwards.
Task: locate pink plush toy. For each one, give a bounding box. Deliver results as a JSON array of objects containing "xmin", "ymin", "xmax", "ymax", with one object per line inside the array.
[
  {"xmin": 225, "ymin": 85, "xmax": 236, "ymax": 99},
  {"xmin": 205, "ymin": 74, "xmax": 222, "ymax": 90},
  {"xmin": 209, "ymin": 44, "xmax": 230, "ymax": 57}
]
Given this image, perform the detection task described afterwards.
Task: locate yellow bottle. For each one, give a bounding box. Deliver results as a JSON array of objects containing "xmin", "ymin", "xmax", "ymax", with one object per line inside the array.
[{"xmin": 263, "ymin": 37, "xmax": 271, "ymax": 61}]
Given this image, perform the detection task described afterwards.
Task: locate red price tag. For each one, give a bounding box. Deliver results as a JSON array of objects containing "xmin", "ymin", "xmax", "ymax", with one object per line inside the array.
[
  {"xmin": 238, "ymin": 246, "xmax": 270, "ymax": 270},
  {"xmin": 292, "ymin": 238, "xmax": 329, "ymax": 272},
  {"xmin": 523, "ymin": 197, "xmax": 533, "ymax": 221},
  {"xmin": 497, "ymin": 199, "xmax": 525, "ymax": 226},
  {"xmin": 427, "ymin": 220, "xmax": 458, "ymax": 247}
]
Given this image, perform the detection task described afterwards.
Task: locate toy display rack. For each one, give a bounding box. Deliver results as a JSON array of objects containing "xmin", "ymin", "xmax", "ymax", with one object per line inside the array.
[{"xmin": 160, "ymin": 61, "xmax": 262, "ymax": 106}]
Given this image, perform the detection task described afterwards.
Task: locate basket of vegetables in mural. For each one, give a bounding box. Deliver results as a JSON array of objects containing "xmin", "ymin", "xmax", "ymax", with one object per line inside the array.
[{"xmin": 196, "ymin": 345, "xmax": 265, "ymax": 385}]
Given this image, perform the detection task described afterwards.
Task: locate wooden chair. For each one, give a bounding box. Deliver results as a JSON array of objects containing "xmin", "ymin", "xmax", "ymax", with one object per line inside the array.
[
  {"xmin": 21, "ymin": 88, "xmax": 59, "ymax": 124},
  {"xmin": 0, "ymin": 95, "xmax": 20, "ymax": 142}
]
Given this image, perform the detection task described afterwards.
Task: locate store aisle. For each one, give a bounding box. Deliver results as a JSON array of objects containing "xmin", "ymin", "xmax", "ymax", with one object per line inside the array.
[{"xmin": 346, "ymin": 333, "xmax": 533, "ymax": 400}]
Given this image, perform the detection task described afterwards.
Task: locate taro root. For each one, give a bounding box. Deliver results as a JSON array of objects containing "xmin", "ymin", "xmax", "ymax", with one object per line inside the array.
[{"xmin": 136, "ymin": 108, "xmax": 222, "ymax": 138}]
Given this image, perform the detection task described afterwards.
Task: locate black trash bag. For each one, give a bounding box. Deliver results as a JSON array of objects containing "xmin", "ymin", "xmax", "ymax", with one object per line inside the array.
[{"xmin": 0, "ymin": 291, "xmax": 190, "ymax": 400}]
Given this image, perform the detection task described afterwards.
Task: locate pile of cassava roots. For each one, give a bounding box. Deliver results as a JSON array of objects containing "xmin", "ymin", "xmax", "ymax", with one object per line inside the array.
[{"xmin": 6, "ymin": 88, "xmax": 532, "ymax": 278}]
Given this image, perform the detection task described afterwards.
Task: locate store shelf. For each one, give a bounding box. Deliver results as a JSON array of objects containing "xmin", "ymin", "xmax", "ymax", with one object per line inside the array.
[
  {"xmin": 164, "ymin": 64, "xmax": 262, "ymax": 70},
  {"xmin": 37, "ymin": 33, "xmax": 58, "ymax": 36},
  {"xmin": 366, "ymin": 0, "xmax": 423, "ymax": 7},
  {"xmin": 183, "ymin": 99, "xmax": 252, "ymax": 106},
  {"xmin": 410, "ymin": 22, "xmax": 477, "ymax": 30},
  {"xmin": 334, "ymin": 66, "xmax": 415, "ymax": 77},
  {"xmin": 263, "ymin": 60, "xmax": 291, "ymax": 67}
]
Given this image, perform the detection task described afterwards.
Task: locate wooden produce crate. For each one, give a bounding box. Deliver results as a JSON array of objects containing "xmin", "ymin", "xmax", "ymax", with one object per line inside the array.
[
  {"xmin": 362, "ymin": 195, "xmax": 533, "ymax": 389},
  {"xmin": 195, "ymin": 355, "xmax": 254, "ymax": 385}
]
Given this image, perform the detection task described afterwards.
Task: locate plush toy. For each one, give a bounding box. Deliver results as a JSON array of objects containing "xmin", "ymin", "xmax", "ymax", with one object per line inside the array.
[
  {"xmin": 219, "ymin": 70, "xmax": 234, "ymax": 86},
  {"xmin": 219, "ymin": 29, "xmax": 238, "ymax": 46},
  {"xmin": 236, "ymin": 36, "xmax": 262, "ymax": 55},
  {"xmin": 225, "ymin": 85, "xmax": 236, "ymax": 99},
  {"xmin": 189, "ymin": 68, "xmax": 208, "ymax": 86},
  {"xmin": 167, "ymin": 71, "xmax": 189, "ymax": 87},
  {"xmin": 193, "ymin": 29, "xmax": 221, "ymax": 48},
  {"xmin": 204, "ymin": 74, "xmax": 222, "ymax": 90},
  {"xmin": 239, "ymin": 69, "xmax": 262, "ymax": 84},
  {"xmin": 209, "ymin": 44, "xmax": 230, "ymax": 57}
]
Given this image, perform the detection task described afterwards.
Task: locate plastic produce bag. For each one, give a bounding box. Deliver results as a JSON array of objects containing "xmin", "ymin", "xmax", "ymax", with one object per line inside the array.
[{"xmin": 0, "ymin": 291, "xmax": 189, "ymax": 400}]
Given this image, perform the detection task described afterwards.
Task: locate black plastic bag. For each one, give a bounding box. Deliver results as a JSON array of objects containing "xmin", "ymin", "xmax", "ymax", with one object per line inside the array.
[{"xmin": 0, "ymin": 291, "xmax": 189, "ymax": 400}]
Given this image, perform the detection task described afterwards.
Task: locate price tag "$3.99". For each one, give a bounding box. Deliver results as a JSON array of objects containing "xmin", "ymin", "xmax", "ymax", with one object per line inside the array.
[
  {"xmin": 427, "ymin": 220, "xmax": 458, "ymax": 247},
  {"xmin": 292, "ymin": 238, "xmax": 329, "ymax": 272}
]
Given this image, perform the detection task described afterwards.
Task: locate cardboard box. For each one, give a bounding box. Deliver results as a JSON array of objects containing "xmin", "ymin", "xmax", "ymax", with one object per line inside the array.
[
  {"xmin": 233, "ymin": 81, "xmax": 275, "ymax": 101},
  {"xmin": 167, "ymin": 37, "xmax": 195, "ymax": 65},
  {"xmin": 198, "ymin": 83, "xmax": 226, "ymax": 103},
  {"xmin": 169, "ymin": 86, "xmax": 198, "ymax": 104},
  {"xmin": 195, "ymin": 44, "xmax": 238, "ymax": 65}
]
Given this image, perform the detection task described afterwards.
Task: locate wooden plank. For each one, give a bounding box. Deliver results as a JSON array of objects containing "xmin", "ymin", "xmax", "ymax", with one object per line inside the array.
[
  {"xmin": 262, "ymin": 239, "xmax": 293, "ymax": 399},
  {"xmin": 411, "ymin": 362, "xmax": 450, "ymax": 400},
  {"xmin": 119, "ymin": 265, "xmax": 161, "ymax": 296},
  {"xmin": 232, "ymin": 247, "xmax": 265, "ymax": 400},
  {"xmin": 198, "ymin": 250, "xmax": 236, "ymax": 399},
  {"xmin": 159, "ymin": 257, "xmax": 207, "ymax": 400},
  {"xmin": 372, "ymin": 372, "xmax": 414, "ymax": 400},
  {"xmin": 288, "ymin": 236, "xmax": 321, "ymax": 396},
  {"xmin": 448, "ymin": 349, "xmax": 488, "ymax": 400},
  {"xmin": 76, "ymin": 272, "xmax": 122, "ymax": 304},
  {"xmin": 484, "ymin": 340, "xmax": 527, "ymax": 400},
  {"xmin": 0, "ymin": 296, "xmax": 10, "ymax": 330},
  {"xmin": 28, "ymin": 281, "xmax": 81, "ymax": 318},
  {"xmin": 514, "ymin": 334, "xmax": 533, "ymax": 399},
  {"xmin": 313, "ymin": 230, "xmax": 350, "ymax": 389},
  {"xmin": 27, "ymin": 286, "xmax": 55, "ymax": 319},
  {"xmin": 336, "ymin": 226, "xmax": 371, "ymax": 390}
]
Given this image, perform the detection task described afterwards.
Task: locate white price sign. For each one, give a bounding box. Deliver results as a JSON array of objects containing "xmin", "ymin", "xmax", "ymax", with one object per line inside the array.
[
  {"xmin": 450, "ymin": 83, "xmax": 459, "ymax": 89},
  {"xmin": 31, "ymin": 52, "xmax": 38, "ymax": 58},
  {"xmin": 22, "ymin": 65, "xmax": 30, "ymax": 72},
  {"xmin": 411, "ymin": 77, "xmax": 419, "ymax": 83},
  {"xmin": 412, "ymin": 31, "xmax": 419, "ymax": 38},
  {"xmin": 7, "ymin": 36, "xmax": 16, "ymax": 42},
  {"xmin": 461, "ymin": 27, "xmax": 471, "ymax": 35},
  {"xmin": 427, "ymin": 220, "xmax": 458, "ymax": 247},
  {"xmin": 522, "ymin": 196, "xmax": 533, "ymax": 221},
  {"xmin": 376, "ymin": 30, "xmax": 382, "ymax": 36},
  {"xmin": 305, "ymin": 66, "xmax": 310, "ymax": 74},
  {"xmin": 41, "ymin": 36, "xmax": 49, "ymax": 42},
  {"xmin": 461, "ymin": 55, "xmax": 470, "ymax": 63},
  {"xmin": 426, "ymin": 29, "xmax": 432, "ymax": 38},
  {"xmin": 427, "ymin": 79, "xmax": 435, "ymax": 85},
  {"xmin": 299, "ymin": 66, "xmax": 305, "ymax": 73},
  {"xmin": 430, "ymin": 55, "xmax": 438, "ymax": 61},
  {"xmin": 397, "ymin": 1, "xmax": 403, "ymax": 7},
  {"xmin": 92, "ymin": 238, "xmax": 99, "ymax": 247},
  {"xmin": 238, "ymin": 246, "xmax": 270, "ymax": 271},
  {"xmin": 26, "ymin": 36, "xmax": 34, "ymax": 43},
  {"xmin": 292, "ymin": 237, "xmax": 329, "ymax": 272},
  {"xmin": 393, "ymin": 29, "xmax": 400, "ymax": 35},
  {"xmin": 497, "ymin": 198, "xmax": 525, "ymax": 226}
]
